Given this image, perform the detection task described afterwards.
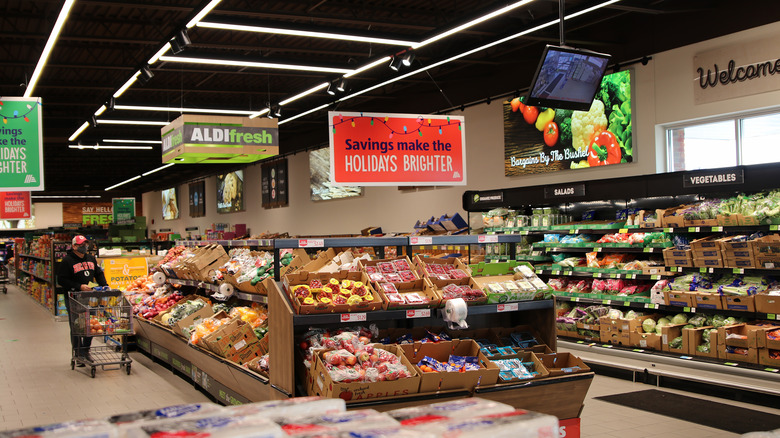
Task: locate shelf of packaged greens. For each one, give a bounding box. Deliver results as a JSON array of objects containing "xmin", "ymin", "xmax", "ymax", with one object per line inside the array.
[
  {"xmin": 19, "ymin": 269, "xmax": 50, "ymax": 282},
  {"xmin": 535, "ymin": 267, "xmax": 672, "ymax": 281},
  {"xmin": 666, "ymin": 266, "xmax": 780, "ymax": 275},
  {"xmin": 290, "ymin": 299, "xmax": 554, "ymax": 326},
  {"xmin": 535, "ymin": 245, "xmax": 670, "ymax": 253},
  {"xmin": 175, "ymin": 239, "xmax": 274, "ymax": 248},
  {"xmin": 489, "ymin": 224, "xmax": 780, "ymax": 236},
  {"xmin": 555, "ymin": 294, "xmax": 761, "ymax": 318},
  {"xmin": 18, "ymin": 253, "xmax": 51, "ymax": 261}
]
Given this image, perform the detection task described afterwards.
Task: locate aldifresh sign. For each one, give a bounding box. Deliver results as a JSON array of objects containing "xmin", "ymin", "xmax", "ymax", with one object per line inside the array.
[
  {"xmin": 694, "ymin": 35, "xmax": 780, "ymax": 104},
  {"xmin": 328, "ymin": 111, "xmax": 466, "ymax": 186},
  {"xmin": 161, "ymin": 115, "xmax": 279, "ymax": 164},
  {"xmin": 0, "ymin": 98, "xmax": 44, "ymax": 190}
]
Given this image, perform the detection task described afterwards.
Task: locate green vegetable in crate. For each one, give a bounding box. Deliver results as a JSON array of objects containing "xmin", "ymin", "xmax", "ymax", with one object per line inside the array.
[
  {"xmin": 671, "ymin": 313, "xmax": 688, "ymax": 325},
  {"xmin": 688, "ymin": 315, "xmax": 707, "ymax": 328},
  {"xmin": 642, "ymin": 318, "xmax": 656, "ymax": 334},
  {"xmin": 702, "ymin": 328, "xmax": 717, "ymax": 343},
  {"xmin": 669, "ymin": 336, "xmax": 684, "ymax": 349},
  {"xmin": 655, "ymin": 317, "xmax": 671, "ymax": 335},
  {"xmin": 254, "ymin": 326, "xmax": 268, "ymax": 340},
  {"xmin": 683, "ymin": 324, "xmax": 694, "ymax": 329},
  {"xmin": 696, "ymin": 344, "xmax": 710, "ymax": 353}
]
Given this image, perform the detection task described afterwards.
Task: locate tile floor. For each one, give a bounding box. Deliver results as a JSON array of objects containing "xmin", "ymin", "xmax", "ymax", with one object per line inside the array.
[{"xmin": 1, "ymin": 283, "xmax": 779, "ymax": 436}]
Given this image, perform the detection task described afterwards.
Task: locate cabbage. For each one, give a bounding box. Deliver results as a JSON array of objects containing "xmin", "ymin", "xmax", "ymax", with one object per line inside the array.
[
  {"xmin": 696, "ymin": 344, "xmax": 710, "ymax": 353},
  {"xmin": 683, "ymin": 324, "xmax": 694, "ymax": 329},
  {"xmin": 702, "ymin": 328, "xmax": 717, "ymax": 343},
  {"xmin": 723, "ymin": 317, "xmax": 738, "ymax": 326},
  {"xmin": 669, "ymin": 336, "xmax": 684, "ymax": 349},
  {"xmin": 642, "ymin": 318, "xmax": 656, "ymax": 334},
  {"xmin": 656, "ymin": 317, "xmax": 671, "ymax": 334},
  {"xmin": 624, "ymin": 310, "xmax": 638, "ymax": 320},
  {"xmin": 607, "ymin": 308, "xmax": 624, "ymax": 319},
  {"xmin": 688, "ymin": 315, "xmax": 707, "ymax": 328},
  {"xmin": 671, "ymin": 313, "xmax": 689, "ymax": 325}
]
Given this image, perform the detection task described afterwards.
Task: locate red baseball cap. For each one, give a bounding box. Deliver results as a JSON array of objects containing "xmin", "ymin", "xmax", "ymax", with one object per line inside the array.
[{"xmin": 72, "ymin": 235, "xmax": 87, "ymax": 245}]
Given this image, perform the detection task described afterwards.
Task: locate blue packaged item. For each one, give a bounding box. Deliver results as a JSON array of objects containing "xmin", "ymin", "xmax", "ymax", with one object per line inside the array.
[
  {"xmin": 395, "ymin": 333, "xmax": 414, "ymax": 344},
  {"xmin": 543, "ymin": 234, "xmax": 562, "ymax": 243},
  {"xmin": 448, "ymin": 355, "xmax": 479, "ymax": 367},
  {"xmin": 673, "ymin": 234, "xmax": 691, "ymax": 250},
  {"xmin": 582, "ymin": 210, "xmax": 596, "ymax": 220},
  {"xmin": 499, "ymin": 371, "xmax": 515, "ymax": 381},
  {"xmin": 438, "ymin": 331, "xmax": 452, "ymax": 341},
  {"xmin": 497, "ymin": 346, "xmax": 516, "ymax": 356}
]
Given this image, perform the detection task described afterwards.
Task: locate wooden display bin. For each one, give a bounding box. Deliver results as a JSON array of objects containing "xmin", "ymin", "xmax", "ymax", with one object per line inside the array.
[
  {"xmin": 687, "ymin": 327, "xmax": 719, "ymax": 358},
  {"xmin": 539, "ymin": 353, "xmax": 591, "ymax": 376},
  {"xmin": 400, "ymin": 339, "xmax": 499, "ymax": 392},
  {"xmin": 283, "ymin": 271, "xmax": 384, "ymax": 314},
  {"xmin": 631, "ymin": 331, "xmax": 662, "ymax": 350}
]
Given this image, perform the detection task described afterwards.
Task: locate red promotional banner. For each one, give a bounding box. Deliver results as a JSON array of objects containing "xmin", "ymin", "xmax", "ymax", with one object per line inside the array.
[
  {"xmin": 329, "ymin": 112, "xmax": 466, "ymax": 186},
  {"xmin": 0, "ymin": 191, "xmax": 31, "ymax": 219}
]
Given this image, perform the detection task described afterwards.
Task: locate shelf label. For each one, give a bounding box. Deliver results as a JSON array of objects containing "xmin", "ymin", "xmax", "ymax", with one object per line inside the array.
[
  {"xmin": 712, "ymin": 227, "xmax": 724, "ymax": 232},
  {"xmin": 609, "ymin": 274, "xmax": 617, "ymax": 279},
  {"xmin": 406, "ymin": 309, "xmax": 431, "ymax": 318},
  {"xmin": 643, "ymin": 247, "xmax": 653, "ymax": 253},
  {"xmin": 699, "ymin": 268, "xmax": 707, "ymax": 273},
  {"xmin": 680, "ymin": 356, "xmax": 693, "ymax": 360},
  {"xmin": 601, "ymin": 344, "xmax": 614, "ymax": 348},
  {"xmin": 246, "ymin": 240, "xmax": 259, "ymax": 246},
  {"xmin": 664, "ymin": 228, "xmax": 673, "ymax": 233},
  {"xmin": 644, "ymin": 303, "xmax": 658, "ymax": 309},
  {"xmin": 688, "ymin": 227, "xmax": 700, "ymax": 233},
  {"xmin": 602, "ymin": 300, "xmax": 611, "ymax": 305},
  {"xmin": 765, "ymin": 368, "xmax": 779, "ymax": 373},
  {"xmin": 340, "ymin": 313, "xmax": 367, "ymax": 323},
  {"xmin": 478, "ymin": 235, "xmax": 499, "ymax": 243},
  {"xmin": 569, "ymin": 229, "xmax": 577, "ymax": 234},
  {"xmin": 573, "ymin": 297, "xmax": 580, "ymax": 302},
  {"xmin": 650, "ymin": 275, "xmax": 660, "ymax": 280},
  {"xmin": 724, "ymin": 362, "xmax": 738, "ymax": 367},
  {"xmin": 410, "ymin": 236, "xmax": 433, "ymax": 245},
  {"xmin": 628, "ymin": 274, "xmax": 637, "ymax": 279},
  {"xmin": 732, "ymin": 268, "xmax": 744, "ymax": 274},
  {"xmin": 595, "ymin": 247, "xmax": 603, "ymax": 253},
  {"xmin": 497, "ymin": 303, "xmax": 519, "ymax": 312},
  {"xmin": 670, "ymin": 267, "xmax": 679, "ymax": 272},
  {"xmin": 619, "ymin": 228, "xmax": 628, "ymax": 234},
  {"xmin": 771, "ymin": 225, "xmax": 780, "ymax": 231},
  {"xmin": 299, "ymin": 239, "xmax": 325, "ymax": 248},
  {"xmin": 520, "ymin": 230, "xmax": 529, "ymax": 236},
  {"xmin": 552, "ymin": 270, "xmax": 560, "ymax": 275},
  {"xmin": 632, "ymin": 349, "xmax": 645, "ymax": 353},
  {"xmin": 768, "ymin": 314, "xmax": 777, "ymax": 320},
  {"xmin": 576, "ymin": 341, "xmax": 585, "ymax": 344},
  {"xmin": 535, "ymin": 269, "xmax": 543, "ymax": 274},
  {"xmin": 683, "ymin": 307, "xmax": 691, "ymax": 313}
]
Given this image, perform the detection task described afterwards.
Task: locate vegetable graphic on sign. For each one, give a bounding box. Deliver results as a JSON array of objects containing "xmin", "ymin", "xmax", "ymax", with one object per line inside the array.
[
  {"xmin": 543, "ymin": 121, "xmax": 558, "ymax": 147},
  {"xmin": 587, "ymin": 131, "xmax": 622, "ymax": 166}
]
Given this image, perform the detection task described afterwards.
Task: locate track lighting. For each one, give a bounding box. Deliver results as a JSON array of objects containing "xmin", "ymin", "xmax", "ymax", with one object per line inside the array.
[
  {"xmin": 90, "ymin": 115, "xmax": 98, "ymax": 128},
  {"xmin": 272, "ymin": 105, "xmax": 282, "ymax": 118},
  {"xmin": 335, "ymin": 78, "xmax": 346, "ymax": 93},
  {"xmin": 389, "ymin": 56, "xmax": 404, "ymax": 71},
  {"xmin": 138, "ymin": 65, "xmax": 154, "ymax": 85},
  {"xmin": 108, "ymin": 97, "xmax": 115, "ymax": 112},
  {"xmin": 170, "ymin": 29, "xmax": 191, "ymax": 54},
  {"xmin": 326, "ymin": 82, "xmax": 336, "ymax": 96},
  {"xmin": 401, "ymin": 51, "xmax": 415, "ymax": 67}
]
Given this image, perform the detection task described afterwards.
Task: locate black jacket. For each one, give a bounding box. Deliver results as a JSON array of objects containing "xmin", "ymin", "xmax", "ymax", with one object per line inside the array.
[{"xmin": 57, "ymin": 250, "xmax": 108, "ymax": 291}]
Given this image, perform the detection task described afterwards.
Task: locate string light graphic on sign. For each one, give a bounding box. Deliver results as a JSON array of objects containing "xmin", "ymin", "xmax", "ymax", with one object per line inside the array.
[
  {"xmin": 331, "ymin": 114, "xmax": 461, "ymax": 138},
  {"xmin": 0, "ymin": 99, "xmax": 41, "ymax": 124}
]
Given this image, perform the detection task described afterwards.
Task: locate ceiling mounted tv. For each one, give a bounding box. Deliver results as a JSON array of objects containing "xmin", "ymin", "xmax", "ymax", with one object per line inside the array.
[{"xmin": 526, "ymin": 45, "xmax": 611, "ymax": 111}]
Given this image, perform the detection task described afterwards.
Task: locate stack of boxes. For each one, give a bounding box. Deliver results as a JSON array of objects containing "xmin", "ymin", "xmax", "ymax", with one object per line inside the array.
[{"xmin": 108, "ymin": 216, "xmax": 147, "ymax": 243}]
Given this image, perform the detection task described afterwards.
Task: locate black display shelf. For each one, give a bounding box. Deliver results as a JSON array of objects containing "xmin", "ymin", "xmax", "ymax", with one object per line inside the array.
[
  {"xmin": 667, "ymin": 266, "xmax": 780, "ymax": 275},
  {"xmin": 168, "ymin": 278, "xmax": 220, "ymax": 293},
  {"xmin": 488, "ymin": 224, "xmax": 780, "ymax": 236},
  {"xmin": 290, "ymin": 299, "xmax": 554, "ymax": 326},
  {"xmin": 535, "ymin": 245, "xmax": 668, "ymax": 253},
  {"xmin": 274, "ymin": 236, "xmax": 411, "ymax": 249},
  {"xmin": 536, "ymin": 269, "xmax": 671, "ymax": 281},
  {"xmin": 175, "ymin": 239, "xmax": 275, "ymax": 248},
  {"xmin": 18, "ymin": 253, "xmax": 50, "ymax": 261},
  {"xmin": 555, "ymin": 295, "xmax": 767, "ymax": 319},
  {"xmin": 234, "ymin": 292, "xmax": 268, "ymax": 304}
]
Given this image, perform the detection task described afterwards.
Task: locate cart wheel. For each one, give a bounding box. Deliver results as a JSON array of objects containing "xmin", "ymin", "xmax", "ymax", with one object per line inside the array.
[
  {"xmin": 91, "ymin": 367, "xmax": 96, "ymax": 378},
  {"xmin": 71, "ymin": 360, "xmax": 75, "ymax": 370},
  {"xmin": 126, "ymin": 364, "xmax": 131, "ymax": 375}
]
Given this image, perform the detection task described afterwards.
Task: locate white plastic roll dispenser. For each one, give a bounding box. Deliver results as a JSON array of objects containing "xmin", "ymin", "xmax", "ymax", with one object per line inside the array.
[
  {"xmin": 152, "ymin": 271, "xmax": 167, "ymax": 286},
  {"xmin": 443, "ymin": 298, "xmax": 469, "ymax": 330}
]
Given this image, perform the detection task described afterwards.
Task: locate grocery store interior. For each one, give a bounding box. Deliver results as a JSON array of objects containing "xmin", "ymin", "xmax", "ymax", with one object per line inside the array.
[{"xmin": 4, "ymin": 1, "xmax": 780, "ymax": 437}]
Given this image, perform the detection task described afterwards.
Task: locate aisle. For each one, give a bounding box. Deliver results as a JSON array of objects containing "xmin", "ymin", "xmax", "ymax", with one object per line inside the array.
[{"xmin": 0, "ymin": 284, "xmax": 209, "ymax": 431}]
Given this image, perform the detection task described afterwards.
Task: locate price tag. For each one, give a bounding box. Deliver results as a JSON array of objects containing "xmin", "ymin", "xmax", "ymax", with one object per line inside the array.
[
  {"xmin": 602, "ymin": 344, "xmax": 614, "ymax": 348},
  {"xmin": 709, "ymin": 268, "xmax": 715, "ymax": 273},
  {"xmin": 632, "ymin": 349, "xmax": 645, "ymax": 353},
  {"xmin": 487, "ymin": 231, "xmax": 496, "ymax": 235},
  {"xmin": 771, "ymin": 225, "xmax": 779, "ymax": 231},
  {"xmin": 609, "ymin": 274, "xmax": 617, "ymax": 279},
  {"xmin": 712, "ymin": 227, "xmax": 723, "ymax": 232},
  {"xmin": 410, "ymin": 236, "xmax": 433, "ymax": 245},
  {"xmin": 478, "ymin": 235, "xmax": 499, "ymax": 243},
  {"xmin": 520, "ymin": 230, "xmax": 529, "ymax": 236},
  {"xmin": 406, "ymin": 309, "xmax": 431, "ymax": 318},
  {"xmin": 687, "ymin": 227, "xmax": 700, "ymax": 233},
  {"xmin": 683, "ymin": 307, "xmax": 691, "ymax": 313},
  {"xmin": 506, "ymin": 230, "xmax": 515, "ymax": 235},
  {"xmin": 733, "ymin": 268, "xmax": 744, "ymax": 274},
  {"xmin": 602, "ymin": 300, "xmax": 611, "ymax": 305},
  {"xmin": 497, "ymin": 303, "xmax": 519, "ymax": 312},
  {"xmin": 576, "ymin": 341, "xmax": 585, "ymax": 344},
  {"xmin": 535, "ymin": 269, "xmax": 543, "ymax": 274},
  {"xmin": 764, "ymin": 368, "xmax": 779, "ymax": 373},
  {"xmin": 619, "ymin": 228, "xmax": 628, "ymax": 234},
  {"xmin": 664, "ymin": 228, "xmax": 673, "ymax": 233},
  {"xmin": 699, "ymin": 268, "xmax": 707, "ymax": 273},
  {"xmin": 670, "ymin": 267, "xmax": 679, "ymax": 272},
  {"xmin": 768, "ymin": 314, "xmax": 777, "ymax": 320},
  {"xmin": 628, "ymin": 274, "xmax": 637, "ymax": 279},
  {"xmin": 569, "ymin": 229, "xmax": 576, "ymax": 234},
  {"xmin": 650, "ymin": 275, "xmax": 660, "ymax": 280},
  {"xmin": 724, "ymin": 362, "xmax": 738, "ymax": 367},
  {"xmin": 340, "ymin": 313, "xmax": 367, "ymax": 323},
  {"xmin": 690, "ymin": 307, "xmax": 696, "ymax": 313},
  {"xmin": 552, "ymin": 270, "xmax": 560, "ymax": 275},
  {"xmin": 680, "ymin": 356, "xmax": 693, "ymax": 360},
  {"xmin": 246, "ymin": 239, "xmax": 259, "ymax": 246},
  {"xmin": 594, "ymin": 247, "xmax": 602, "ymax": 252},
  {"xmin": 573, "ymin": 297, "xmax": 580, "ymax": 302},
  {"xmin": 491, "ymin": 259, "xmax": 499, "ymax": 263},
  {"xmin": 643, "ymin": 247, "xmax": 653, "ymax": 253},
  {"xmin": 299, "ymin": 239, "xmax": 325, "ymax": 248},
  {"xmin": 593, "ymin": 273, "xmax": 603, "ymax": 278}
]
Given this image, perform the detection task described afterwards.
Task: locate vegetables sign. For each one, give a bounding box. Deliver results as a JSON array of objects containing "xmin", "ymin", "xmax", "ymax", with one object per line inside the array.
[{"xmin": 504, "ymin": 70, "xmax": 633, "ymax": 175}]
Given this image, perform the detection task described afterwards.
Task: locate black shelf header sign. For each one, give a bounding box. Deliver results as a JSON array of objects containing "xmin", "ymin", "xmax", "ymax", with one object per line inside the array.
[
  {"xmin": 545, "ymin": 183, "xmax": 586, "ymax": 199},
  {"xmin": 683, "ymin": 168, "xmax": 744, "ymax": 188}
]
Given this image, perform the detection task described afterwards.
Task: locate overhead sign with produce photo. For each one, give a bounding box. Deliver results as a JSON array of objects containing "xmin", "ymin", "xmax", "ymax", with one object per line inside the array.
[
  {"xmin": 329, "ymin": 111, "xmax": 466, "ymax": 186},
  {"xmin": 0, "ymin": 97, "xmax": 44, "ymax": 191},
  {"xmin": 504, "ymin": 70, "xmax": 633, "ymax": 175}
]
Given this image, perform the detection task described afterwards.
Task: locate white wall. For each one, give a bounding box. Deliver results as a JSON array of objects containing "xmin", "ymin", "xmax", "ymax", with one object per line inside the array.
[
  {"xmin": 142, "ymin": 22, "xmax": 780, "ymax": 237},
  {"xmin": 33, "ymin": 202, "xmax": 63, "ymax": 228}
]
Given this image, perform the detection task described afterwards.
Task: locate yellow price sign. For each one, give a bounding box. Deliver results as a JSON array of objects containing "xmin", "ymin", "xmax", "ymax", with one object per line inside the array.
[{"xmin": 102, "ymin": 257, "xmax": 150, "ymax": 290}]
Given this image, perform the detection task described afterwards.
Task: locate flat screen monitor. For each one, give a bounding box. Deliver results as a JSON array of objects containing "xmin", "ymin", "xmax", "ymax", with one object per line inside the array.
[
  {"xmin": 161, "ymin": 187, "xmax": 179, "ymax": 220},
  {"xmin": 526, "ymin": 45, "xmax": 611, "ymax": 111}
]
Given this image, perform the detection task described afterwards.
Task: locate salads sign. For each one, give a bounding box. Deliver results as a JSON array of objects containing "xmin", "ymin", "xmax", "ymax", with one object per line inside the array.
[
  {"xmin": 694, "ymin": 35, "xmax": 780, "ymax": 104},
  {"xmin": 328, "ymin": 111, "xmax": 466, "ymax": 186},
  {"xmin": 504, "ymin": 70, "xmax": 633, "ymax": 176},
  {"xmin": 0, "ymin": 97, "xmax": 44, "ymax": 191}
]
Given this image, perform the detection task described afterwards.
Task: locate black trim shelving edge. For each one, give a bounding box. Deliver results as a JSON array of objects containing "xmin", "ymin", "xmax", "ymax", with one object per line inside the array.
[
  {"xmin": 18, "ymin": 269, "xmax": 51, "ymax": 283},
  {"xmin": 487, "ymin": 224, "xmax": 779, "ymax": 236},
  {"xmin": 18, "ymin": 253, "xmax": 51, "ymax": 261},
  {"xmin": 536, "ymin": 269, "xmax": 672, "ymax": 281}
]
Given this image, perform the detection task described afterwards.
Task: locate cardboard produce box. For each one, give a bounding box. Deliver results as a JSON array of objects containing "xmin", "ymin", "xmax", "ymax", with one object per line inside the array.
[
  {"xmin": 758, "ymin": 348, "xmax": 780, "ymax": 367},
  {"xmin": 538, "ymin": 353, "xmax": 590, "ymax": 376},
  {"xmin": 637, "ymin": 209, "xmax": 665, "ymax": 228},
  {"xmin": 309, "ymin": 344, "xmax": 421, "ymax": 401},
  {"xmin": 599, "ymin": 314, "xmax": 660, "ymax": 333},
  {"xmin": 722, "ymin": 295, "xmax": 756, "ymax": 312},
  {"xmin": 693, "ymin": 256, "xmax": 724, "ymax": 269},
  {"xmin": 690, "ymin": 235, "xmax": 722, "ymax": 251},
  {"xmin": 204, "ymin": 317, "xmax": 260, "ymax": 358},
  {"xmin": 692, "ymin": 292, "xmax": 724, "ymax": 310},
  {"xmin": 279, "ymin": 249, "xmax": 312, "ymax": 277},
  {"xmin": 490, "ymin": 325, "xmax": 545, "ymax": 351},
  {"xmin": 687, "ymin": 327, "xmax": 719, "ymax": 358},
  {"xmin": 660, "ymin": 205, "xmax": 689, "ymax": 228},
  {"xmin": 662, "ymin": 248, "xmax": 693, "ymax": 267},
  {"xmin": 664, "ymin": 290, "xmax": 695, "ymax": 307},
  {"xmin": 660, "ymin": 324, "xmax": 688, "ymax": 354},
  {"xmin": 755, "ymin": 292, "xmax": 780, "ymax": 314},
  {"xmin": 284, "ymin": 270, "xmax": 384, "ymax": 314},
  {"xmin": 493, "ymin": 351, "xmax": 549, "ymax": 383},
  {"xmin": 716, "ymin": 339, "xmax": 758, "ymax": 364},
  {"xmin": 600, "ymin": 329, "xmax": 630, "ymax": 346},
  {"xmin": 631, "ymin": 331, "xmax": 662, "ymax": 350},
  {"xmin": 752, "ymin": 325, "xmax": 780, "ymax": 350},
  {"xmin": 724, "ymin": 257, "xmax": 756, "ymax": 269},
  {"xmin": 400, "ymin": 339, "xmax": 499, "ymax": 392},
  {"xmin": 360, "ymin": 256, "xmax": 421, "ymax": 281},
  {"xmin": 717, "ymin": 324, "xmax": 766, "ymax": 349},
  {"xmin": 376, "ymin": 278, "xmax": 442, "ymax": 310},
  {"xmin": 753, "ymin": 235, "xmax": 780, "ymax": 269}
]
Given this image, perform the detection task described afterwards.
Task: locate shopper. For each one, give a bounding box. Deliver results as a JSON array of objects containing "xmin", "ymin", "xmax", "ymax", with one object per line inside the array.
[{"xmin": 57, "ymin": 235, "xmax": 108, "ymax": 365}]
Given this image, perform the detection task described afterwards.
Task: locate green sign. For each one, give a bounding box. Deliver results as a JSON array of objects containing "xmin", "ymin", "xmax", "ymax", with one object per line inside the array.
[
  {"xmin": 113, "ymin": 197, "xmax": 135, "ymax": 225},
  {"xmin": 0, "ymin": 98, "xmax": 44, "ymax": 190}
]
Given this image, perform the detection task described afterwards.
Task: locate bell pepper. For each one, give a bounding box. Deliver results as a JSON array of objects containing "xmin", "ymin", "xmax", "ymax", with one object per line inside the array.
[
  {"xmin": 587, "ymin": 131, "xmax": 622, "ymax": 166},
  {"xmin": 535, "ymin": 108, "xmax": 555, "ymax": 131}
]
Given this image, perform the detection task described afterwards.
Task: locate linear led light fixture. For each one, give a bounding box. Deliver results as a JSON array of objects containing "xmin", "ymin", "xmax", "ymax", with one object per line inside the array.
[
  {"xmin": 412, "ymin": 0, "xmax": 537, "ymax": 49},
  {"xmin": 158, "ymin": 55, "xmax": 353, "ymax": 74},
  {"xmin": 96, "ymin": 119, "xmax": 170, "ymax": 126},
  {"xmin": 284, "ymin": 0, "xmax": 621, "ymax": 123},
  {"xmin": 68, "ymin": 121, "xmax": 90, "ymax": 141},
  {"xmin": 94, "ymin": 105, "xmax": 107, "ymax": 116},
  {"xmin": 197, "ymin": 22, "xmax": 417, "ymax": 46},
  {"xmin": 248, "ymin": 108, "xmax": 271, "ymax": 119},
  {"xmin": 32, "ymin": 195, "xmax": 102, "ymax": 199},
  {"xmin": 24, "ymin": 0, "xmax": 76, "ymax": 97},
  {"xmin": 186, "ymin": 0, "xmax": 223, "ymax": 28},
  {"xmin": 69, "ymin": 144, "xmax": 154, "ymax": 150},
  {"xmin": 103, "ymin": 139, "xmax": 162, "ymax": 144},
  {"xmin": 113, "ymin": 71, "xmax": 141, "ymax": 98},
  {"xmin": 344, "ymin": 56, "xmax": 392, "ymax": 78},
  {"xmin": 278, "ymin": 82, "xmax": 329, "ymax": 107},
  {"xmin": 142, "ymin": 163, "xmax": 175, "ymax": 176},
  {"xmin": 105, "ymin": 175, "xmax": 142, "ymax": 191},
  {"xmin": 114, "ymin": 104, "xmax": 255, "ymax": 116},
  {"xmin": 148, "ymin": 42, "xmax": 172, "ymax": 65}
]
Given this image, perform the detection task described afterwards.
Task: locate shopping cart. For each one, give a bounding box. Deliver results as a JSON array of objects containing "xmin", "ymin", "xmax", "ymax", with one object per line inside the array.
[{"xmin": 68, "ymin": 289, "xmax": 133, "ymax": 377}]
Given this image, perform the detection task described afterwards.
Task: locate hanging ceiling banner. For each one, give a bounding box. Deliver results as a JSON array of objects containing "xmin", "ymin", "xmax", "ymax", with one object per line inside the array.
[
  {"xmin": 328, "ymin": 111, "xmax": 466, "ymax": 186},
  {"xmin": 161, "ymin": 115, "xmax": 279, "ymax": 164},
  {"xmin": 0, "ymin": 97, "xmax": 44, "ymax": 191},
  {"xmin": 0, "ymin": 191, "xmax": 31, "ymax": 219}
]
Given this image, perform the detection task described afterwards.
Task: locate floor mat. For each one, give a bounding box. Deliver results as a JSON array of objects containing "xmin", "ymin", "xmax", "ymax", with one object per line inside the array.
[{"xmin": 595, "ymin": 389, "xmax": 780, "ymax": 434}]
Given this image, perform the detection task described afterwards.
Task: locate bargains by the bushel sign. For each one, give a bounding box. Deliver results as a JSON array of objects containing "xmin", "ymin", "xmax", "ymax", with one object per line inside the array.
[
  {"xmin": 0, "ymin": 98, "xmax": 44, "ymax": 191},
  {"xmin": 328, "ymin": 112, "xmax": 466, "ymax": 186}
]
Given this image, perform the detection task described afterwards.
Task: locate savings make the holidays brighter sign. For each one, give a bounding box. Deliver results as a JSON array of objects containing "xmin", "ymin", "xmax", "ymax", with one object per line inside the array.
[
  {"xmin": 328, "ymin": 112, "xmax": 466, "ymax": 186},
  {"xmin": 0, "ymin": 97, "xmax": 44, "ymax": 191}
]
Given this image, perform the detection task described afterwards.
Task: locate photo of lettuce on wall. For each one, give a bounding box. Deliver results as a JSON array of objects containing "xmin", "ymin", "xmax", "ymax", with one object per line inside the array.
[{"xmin": 504, "ymin": 70, "xmax": 633, "ymax": 176}]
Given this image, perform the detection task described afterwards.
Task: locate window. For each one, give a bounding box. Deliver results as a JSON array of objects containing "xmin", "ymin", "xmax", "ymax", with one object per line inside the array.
[{"xmin": 667, "ymin": 111, "xmax": 780, "ymax": 171}]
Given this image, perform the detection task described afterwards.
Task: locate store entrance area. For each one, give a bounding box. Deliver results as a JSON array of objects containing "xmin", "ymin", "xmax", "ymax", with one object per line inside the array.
[{"xmin": 1, "ymin": 283, "xmax": 778, "ymax": 436}]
